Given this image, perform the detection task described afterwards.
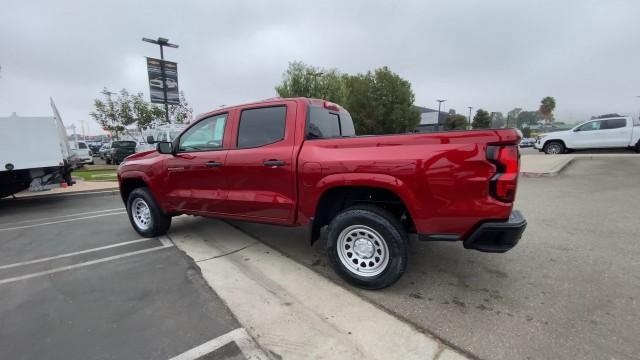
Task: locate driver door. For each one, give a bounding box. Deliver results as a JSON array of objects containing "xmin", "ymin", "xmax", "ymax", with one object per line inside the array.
[
  {"xmin": 572, "ymin": 120, "xmax": 602, "ymax": 148},
  {"xmin": 165, "ymin": 113, "xmax": 229, "ymax": 213}
]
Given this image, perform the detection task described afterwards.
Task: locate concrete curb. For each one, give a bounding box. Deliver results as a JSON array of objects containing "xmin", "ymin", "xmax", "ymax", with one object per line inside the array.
[
  {"xmin": 169, "ymin": 216, "xmax": 471, "ymax": 360},
  {"xmin": 520, "ymin": 157, "xmax": 574, "ymax": 177},
  {"xmin": 12, "ymin": 187, "xmax": 119, "ymax": 199},
  {"xmin": 520, "ymin": 153, "xmax": 639, "ymax": 177}
]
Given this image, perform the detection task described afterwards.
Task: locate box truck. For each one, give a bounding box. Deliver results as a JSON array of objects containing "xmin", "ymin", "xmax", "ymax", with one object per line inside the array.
[{"xmin": 0, "ymin": 99, "xmax": 76, "ymax": 198}]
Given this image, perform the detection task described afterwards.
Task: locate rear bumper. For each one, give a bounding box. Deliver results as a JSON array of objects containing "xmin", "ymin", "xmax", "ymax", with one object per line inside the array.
[{"xmin": 463, "ymin": 210, "xmax": 527, "ymax": 253}]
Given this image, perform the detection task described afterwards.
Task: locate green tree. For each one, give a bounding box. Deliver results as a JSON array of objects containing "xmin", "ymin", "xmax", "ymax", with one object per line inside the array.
[
  {"xmin": 276, "ymin": 62, "xmax": 420, "ymax": 135},
  {"xmin": 539, "ymin": 96, "xmax": 556, "ymax": 128},
  {"xmin": 491, "ymin": 112, "xmax": 505, "ymax": 128},
  {"xmin": 472, "ymin": 109, "xmax": 491, "ymax": 129},
  {"xmin": 343, "ymin": 67, "xmax": 421, "ymax": 134},
  {"xmin": 275, "ymin": 61, "xmax": 346, "ymax": 104},
  {"xmin": 522, "ymin": 127, "xmax": 532, "ymax": 138},
  {"xmin": 507, "ymin": 108, "xmax": 522, "ymax": 128},
  {"xmin": 90, "ymin": 87, "xmax": 192, "ymax": 135},
  {"xmin": 90, "ymin": 88, "xmax": 124, "ymax": 138},
  {"xmin": 169, "ymin": 91, "xmax": 194, "ymax": 124},
  {"xmin": 516, "ymin": 111, "xmax": 541, "ymax": 128},
  {"xmin": 444, "ymin": 114, "xmax": 467, "ymax": 130}
]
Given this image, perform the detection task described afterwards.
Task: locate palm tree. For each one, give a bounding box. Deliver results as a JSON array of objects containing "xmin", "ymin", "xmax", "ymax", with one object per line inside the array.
[{"xmin": 539, "ymin": 97, "xmax": 556, "ymax": 132}]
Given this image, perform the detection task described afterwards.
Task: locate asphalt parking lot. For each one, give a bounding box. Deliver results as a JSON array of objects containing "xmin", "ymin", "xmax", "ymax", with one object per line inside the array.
[
  {"xmin": 231, "ymin": 157, "xmax": 640, "ymax": 360},
  {"xmin": 0, "ymin": 192, "xmax": 256, "ymax": 360}
]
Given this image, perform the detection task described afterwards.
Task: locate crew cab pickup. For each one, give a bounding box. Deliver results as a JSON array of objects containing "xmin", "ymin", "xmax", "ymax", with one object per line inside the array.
[
  {"xmin": 118, "ymin": 98, "xmax": 526, "ymax": 289},
  {"xmin": 534, "ymin": 116, "xmax": 640, "ymax": 154}
]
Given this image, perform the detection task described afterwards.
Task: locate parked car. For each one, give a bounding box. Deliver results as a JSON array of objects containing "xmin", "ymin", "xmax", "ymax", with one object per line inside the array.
[
  {"xmin": 118, "ymin": 98, "xmax": 526, "ymax": 289},
  {"xmin": 534, "ymin": 116, "xmax": 640, "ymax": 154},
  {"xmin": 88, "ymin": 142, "xmax": 103, "ymax": 155},
  {"xmin": 98, "ymin": 142, "xmax": 111, "ymax": 159},
  {"xmin": 71, "ymin": 140, "xmax": 94, "ymax": 166},
  {"xmin": 519, "ymin": 138, "xmax": 535, "ymax": 148},
  {"xmin": 105, "ymin": 141, "xmax": 136, "ymax": 165}
]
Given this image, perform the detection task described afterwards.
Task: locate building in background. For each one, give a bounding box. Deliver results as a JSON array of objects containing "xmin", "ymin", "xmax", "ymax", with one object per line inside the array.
[{"xmin": 413, "ymin": 106, "xmax": 454, "ymax": 132}]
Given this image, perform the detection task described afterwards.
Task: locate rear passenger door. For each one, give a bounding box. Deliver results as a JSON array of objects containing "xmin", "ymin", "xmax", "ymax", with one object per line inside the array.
[
  {"xmin": 223, "ymin": 102, "xmax": 297, "ymax": 222},
  {"xmin": 600, "ymin": 118, "xmax": 630, "ymax": 147}
]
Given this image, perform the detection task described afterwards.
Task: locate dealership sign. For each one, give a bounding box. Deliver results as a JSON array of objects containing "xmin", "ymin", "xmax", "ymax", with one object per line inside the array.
[{"xmin": 146, "ymin": 57, "xmax": 179, "ymax": 105}]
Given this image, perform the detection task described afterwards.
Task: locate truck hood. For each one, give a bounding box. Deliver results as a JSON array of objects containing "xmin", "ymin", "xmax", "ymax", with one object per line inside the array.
[
  {"xmin": 124, "ymin": 150, "xmax": 158, "ymax": 161},
  {"xmin": 540, "ymin": 130, "xmax": 571, "ymax": 138}
]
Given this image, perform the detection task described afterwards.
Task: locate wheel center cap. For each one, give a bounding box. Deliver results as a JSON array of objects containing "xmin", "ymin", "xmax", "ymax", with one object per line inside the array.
[{"xmin": 353, "ymin": 239, "xmax": 374, "ymax": 258}]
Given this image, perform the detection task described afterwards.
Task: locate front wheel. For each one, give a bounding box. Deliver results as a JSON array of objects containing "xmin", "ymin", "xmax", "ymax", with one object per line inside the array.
[
  {"xmin": 126, "ymin": 187, "xmax": 171, "ymax": 237},
  {"xmin": 544, "ymin": 141, "xmax": 565, "ymax": 155},
  {"xmin": 326, "ymin": 205, "xmax": 408, "ymax": 289}
]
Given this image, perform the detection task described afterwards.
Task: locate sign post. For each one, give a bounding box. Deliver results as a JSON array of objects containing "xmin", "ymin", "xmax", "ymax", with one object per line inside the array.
[{"xmin": 142, "ymin": 37, "xmax": 179, "ymax": 124}]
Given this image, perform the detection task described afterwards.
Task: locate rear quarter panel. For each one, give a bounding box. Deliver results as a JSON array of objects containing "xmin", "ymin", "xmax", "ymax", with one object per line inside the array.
[{"xmin": 298, "ymin": 130, "xmax": 519, "ymax": 238}]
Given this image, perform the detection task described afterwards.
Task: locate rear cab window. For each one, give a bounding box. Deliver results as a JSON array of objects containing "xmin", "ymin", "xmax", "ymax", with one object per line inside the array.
[
  {"xmin": 237, "ymin": 106, "xmax": 287, "ymax": 148},
  {"xmin": 306, "ymin": 106, "xmax": 356, "ymax": 139},
  {"xmin": 602, "ymin": 118, "xmax": 626, "ymax": 129}
]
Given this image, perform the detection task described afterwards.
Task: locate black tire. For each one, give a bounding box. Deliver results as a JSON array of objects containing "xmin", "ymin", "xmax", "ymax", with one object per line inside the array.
[
  {"xmin": 106, "ymin": 158, "xmax": 111, "ymax": 164},
  {"xmin": 635, "ymin": 141, "xmax": 640, "ymax": 153},
  {"xmin": 543, "ymin": 141, "xmax": 565, "ymax": 155},
  {"xmin": 326, "ymin": 205, "xmax": 408, "ymax": 290},
  {"xmin": 126, "ymin": 187, "xmax": 171, "ymax": 237}
]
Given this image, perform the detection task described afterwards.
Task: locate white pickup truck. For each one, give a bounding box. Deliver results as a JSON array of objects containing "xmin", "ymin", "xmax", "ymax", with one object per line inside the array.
[{"xmin": 535, "ymin": 116, "xmax": 640, "ymax": 154}]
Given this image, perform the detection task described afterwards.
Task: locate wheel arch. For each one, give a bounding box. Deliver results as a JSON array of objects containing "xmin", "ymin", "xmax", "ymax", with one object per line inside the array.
[
  {"xmin": 309, "ymin": 179, "xmax": 418, "ymax": 245},
  {"xmin": 119, "ymin": 173, "xmax": 150, "ymax": 204}
]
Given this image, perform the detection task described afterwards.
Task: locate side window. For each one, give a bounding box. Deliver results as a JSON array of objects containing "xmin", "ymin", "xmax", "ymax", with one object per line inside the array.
[
  {"xmin": 78, "ymin": 142, "xmax": 87, "ymax": 149},
  {"xmin": 577, "ymin": 121, "xmax": 601, "ymax": 132},
  {"xmin": 308, "ymin": 106, "xmax": 340, "ymax": 138},
  {"xmin": 237, "ymin": 106, "xmax": 286, "ymax": 148},
  {"xmin": 178, "ymin": 114, "xmax": 227, "ymax": 151},
  {"xmin": 602, "ymin": 118, "xmax": 626, "ymax": 129}
]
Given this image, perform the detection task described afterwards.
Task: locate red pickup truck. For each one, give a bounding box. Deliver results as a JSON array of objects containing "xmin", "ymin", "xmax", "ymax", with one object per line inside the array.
[{"xmin": 118, "ymin": 97, "xmax": 526, "ymax": 289}]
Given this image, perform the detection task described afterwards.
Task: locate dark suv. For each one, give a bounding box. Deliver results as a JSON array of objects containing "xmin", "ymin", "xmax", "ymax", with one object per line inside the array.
[{"xmin": 106, "ymin": 141, "xmax": 137, "ymax": 165}]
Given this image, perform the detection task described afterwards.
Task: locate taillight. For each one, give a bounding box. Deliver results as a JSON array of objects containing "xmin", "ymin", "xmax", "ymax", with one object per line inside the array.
[{"xmin": 487, "ymin": 145, "xmax": 519, "ymax": 203}]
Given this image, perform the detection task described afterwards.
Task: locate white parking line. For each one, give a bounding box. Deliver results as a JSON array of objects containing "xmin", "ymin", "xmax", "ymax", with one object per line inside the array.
[
  {"xmin": 0, "ymin": 208, "xmax": 124, "ymax": 227},
  {"xmin": 0, "ymin": 237, "xmax": 154, "ymax": 270},
  {"xmin": 0, "ymin": 211, "xmax": 127, "ymax": 232},
  {"xmin": 168, "ymin": 328, "xmax": 267, "ymax": 360},
  {"xmin": 0, "ymin": 237, "xmax": 173, "ymax": 286}
]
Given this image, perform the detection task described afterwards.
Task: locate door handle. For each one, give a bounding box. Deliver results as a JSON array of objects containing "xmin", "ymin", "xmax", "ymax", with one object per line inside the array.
[
  {"xmin": 206, "ymin": 161, "xmax": 223, "ymax": 168},
  {"xmin": 263, "ymin": 159, "xmax": 285, "ymax": 167}
]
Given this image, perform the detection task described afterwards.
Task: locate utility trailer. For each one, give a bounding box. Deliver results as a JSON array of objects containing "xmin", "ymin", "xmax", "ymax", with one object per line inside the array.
[{"xmin": 0, "ymin": 99, "xmax": 76, "ymax": 198}]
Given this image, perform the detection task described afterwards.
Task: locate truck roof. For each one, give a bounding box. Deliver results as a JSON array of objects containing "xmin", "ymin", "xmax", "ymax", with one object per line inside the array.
[{"xmin": 196, "ymin": 97, "xmax": 345, "ymax": 122}]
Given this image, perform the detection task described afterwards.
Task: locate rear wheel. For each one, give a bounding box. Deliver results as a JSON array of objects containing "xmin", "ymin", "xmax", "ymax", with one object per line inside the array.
[
  {"xmin": 126, "ymin": 187, "xmax": 171, "ymax": 237},
  {"xmin": 326, "ymin": 205, "xmax": 407, "ymax": 289},
  {"xmin": 544, "ymin": 141, "xmax": 565, "ymax": 155},
  {"xmin": 106, "ymin": 158, "xmax": 111, "ymax": 164}
]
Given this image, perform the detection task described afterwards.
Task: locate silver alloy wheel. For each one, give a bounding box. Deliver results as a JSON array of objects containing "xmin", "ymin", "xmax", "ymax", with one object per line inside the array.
[
  {"xmin": 547, "ymin": 143, "xmax": 562, "ymax": 154},
  {"xmin": 337, "ymin": 225, "xmax": 389, "ymax": 277},
  {"xmin": 131, "ymin": 197, "xmax": 152, "ymax": 231}
]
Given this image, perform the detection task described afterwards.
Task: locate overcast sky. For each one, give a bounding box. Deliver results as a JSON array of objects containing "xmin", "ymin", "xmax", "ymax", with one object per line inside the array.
[{"xmin": 1, "ymin": 0, "xmax": 639, "ymax": 134}]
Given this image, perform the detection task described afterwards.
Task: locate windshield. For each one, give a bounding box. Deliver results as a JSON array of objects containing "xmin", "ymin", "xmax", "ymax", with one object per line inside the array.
[{"xmin": 169, "ymin": 131, "xmax": 182, "ymax": 141}]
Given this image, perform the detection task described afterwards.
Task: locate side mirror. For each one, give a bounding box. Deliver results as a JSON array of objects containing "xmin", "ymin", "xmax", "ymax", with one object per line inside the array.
[
  {"xmin": 157, "ymin": 141, "xmax": 173, "ymax": 154},
  {"xmin": 146, "ymin": 135, "xmax": 155, "ymax": 144}
]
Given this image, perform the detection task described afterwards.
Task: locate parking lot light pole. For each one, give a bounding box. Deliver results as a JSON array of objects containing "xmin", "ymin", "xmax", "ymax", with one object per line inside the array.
[
  {"xmin": 142, "ymin": 37, "xmax": 179, "ymax": 124},
  {"xmin": 468, "ymin": 106, "xmax": 473, "ymax": 129},
  {"xmin": 437, "ymin": 99, "xmax": 446, "ymax": 128}
]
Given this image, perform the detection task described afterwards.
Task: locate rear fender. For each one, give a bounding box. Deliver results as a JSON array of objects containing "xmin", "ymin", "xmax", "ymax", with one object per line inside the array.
[{"xmin": 305, "ymin": 172, "xmax": 421, "ymax": 229}]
